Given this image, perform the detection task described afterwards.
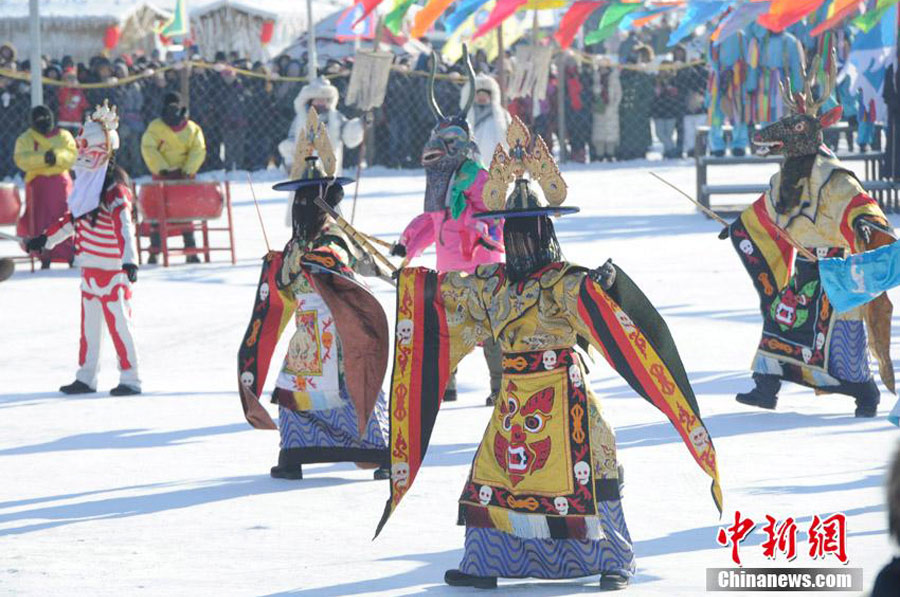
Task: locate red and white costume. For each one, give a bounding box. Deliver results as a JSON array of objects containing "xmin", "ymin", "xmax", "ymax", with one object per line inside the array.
[{"xmin": 45, "ymin": 183, "xmax": 140, "ymax": 390}]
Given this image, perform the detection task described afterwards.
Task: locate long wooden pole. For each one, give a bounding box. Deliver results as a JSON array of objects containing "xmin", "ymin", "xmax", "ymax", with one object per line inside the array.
[
  {"xmin": 649, "ymin": 171, "xmax": 818, "ymax": 261},
  {"xmin": 313, "ymin": 195, "xmax": 398, "ymax": 275}
]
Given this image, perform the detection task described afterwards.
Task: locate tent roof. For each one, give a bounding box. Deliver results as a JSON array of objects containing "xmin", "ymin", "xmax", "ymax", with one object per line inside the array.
[
  {"xmin": 188, "ymin": 0, "xmax": 322, "ymax": 20},
  {"xmin": 0, "ymin": 0, "xmax": 170, "ymax": 21}
]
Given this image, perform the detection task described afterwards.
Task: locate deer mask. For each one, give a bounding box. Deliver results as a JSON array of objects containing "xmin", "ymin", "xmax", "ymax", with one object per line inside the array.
[{"xmin": 752, "ymin": 46, "xmax": 842, "ymax": 159}]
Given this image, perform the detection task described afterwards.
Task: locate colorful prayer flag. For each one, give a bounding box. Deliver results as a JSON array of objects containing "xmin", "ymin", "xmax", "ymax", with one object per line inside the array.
[
  {"xmin": 554, "ymin": 1, "xmax": 606, "ymax": 49},
  {"xmin": 757, "ymin": 0, "xmax": 827, "ymax": 32}
]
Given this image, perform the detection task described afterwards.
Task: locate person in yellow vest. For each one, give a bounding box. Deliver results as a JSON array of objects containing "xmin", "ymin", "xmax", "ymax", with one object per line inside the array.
[
  {"xmin": 140, "ymin": 92, "xmax": 206, "ymax": 264},
  {"xmin": 14, "ymin": 105, "xmax": 77, "ymax": 268}
]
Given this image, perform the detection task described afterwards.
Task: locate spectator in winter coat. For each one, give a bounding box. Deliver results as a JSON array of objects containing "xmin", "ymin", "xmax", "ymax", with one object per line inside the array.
[
  {"xmin": 140, "ymin": 92, "xmax": 206, "ymax": 263},
  {"xmin": 0, "ymin": 70, "xmax": 28, "ymax": 180},
  {"xmin": 564, "ymin": 62, "xmax": 593, "ymax": 163},
  {"xmin": 673, "ymin": 45, "xmax": 708, "ymax": 157},
  {"xmin": 460, "ymin": 73, "xmax": 510, "ymax": 165},
  {"xmin": 278, "ymin": 77, "xmax": 363, "ymax": 176},
  {"xmin": 14, "ymin": 105, "xmax": 77, "ymax": 268},
  {"xmin": 651, "ymin": 62, "xmax": 683, "ymax": 158},
  {"xmin": 56, "ymin": 68, "xmax": 90, "ymax": 135},
  {"xmin": 618, "ymin": 45, "xmax": 654, "ymax": 160},
  {"xmin": 113, "ymin": 62, "xmax": 145, "ymax": 176},
  {"xmin": 871, "ymin": 442, "xmax": 900, "ymax": 596},
  {"xmin": 219, "ymin": 67, "xmax": 250, "ymax": 171},
  {"xmin": 246, "ymin": 63, "xmax": 278, "ymax": 171},
  {"xmin": 591, "ymin": 65, "xmax": 622, "ymax": 161}
]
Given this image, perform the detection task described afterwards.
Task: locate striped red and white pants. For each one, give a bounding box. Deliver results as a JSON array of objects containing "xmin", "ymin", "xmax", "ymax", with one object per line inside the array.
[{"xmin": 77, "ymin": 267, "xmax": 140, "ymax": 390}]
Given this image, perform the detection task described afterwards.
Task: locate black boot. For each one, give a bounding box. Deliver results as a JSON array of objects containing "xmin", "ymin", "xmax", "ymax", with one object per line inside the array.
[
  {"xmin": 851, "ymin": 380, "xmax": 880, "ymax": 418},
  {"xmin": 183, "ymin": 232, "xmax": 201, "ymax": 264},
  {"xmin": 270, "ymin": 463, "xmax": 303, "ymax": 480},
  {"xmin": 736, "ymin": 373, "xmax": 780, "ymax": 410},
  {"xmin": 599, "ymin": 573, "xmax": 630, "ymax": 591},
  {"xmin": 444, "ymin": 569, "xmax": 497, "ymax": 589},
  {"xmin": 110, "ymin": 384, "xmax": 141, "ymax": 396},
  {"xmin": 59, "ymin": 380, "xmax": 96, "ymax": 394},
  {"xmin": 485, "ymin": 391, "xmax": 498, "ymax": 407},
  {"xmin": 373, "ymin": 466, "xmax": 391, "ymax": 480},
  {"xmin": 732, "ymin": 148, "xmax": 746, "ymax": 157},
  {"xmin": 443, "ymin": 389, "xmax": 457, "ymax": 402}
]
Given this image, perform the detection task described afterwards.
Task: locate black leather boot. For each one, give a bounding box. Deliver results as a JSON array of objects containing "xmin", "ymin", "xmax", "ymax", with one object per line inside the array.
[
  {"xmin": 59, "ymin": 380, "xmax": 96, "ymax": 394},
  {"xmin": 851, "ymin": 380, "xmax": 880, "ymax": 418},
  {"xmin": 600, "ymin": 573, "xmax": 630, "ymax": 590},
  {"xmin": 444, "ymin": 569, "xmax": 497, "ymax": 589},
  {"xmin": 736, "ymin": 373, "xmax": 780, "ymax": 410}
]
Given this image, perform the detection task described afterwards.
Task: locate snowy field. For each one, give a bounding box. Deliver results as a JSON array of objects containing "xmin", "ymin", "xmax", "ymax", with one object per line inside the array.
[{"xmin": 1, "ymin": 159, "xmax": 897, "ymax": 596}]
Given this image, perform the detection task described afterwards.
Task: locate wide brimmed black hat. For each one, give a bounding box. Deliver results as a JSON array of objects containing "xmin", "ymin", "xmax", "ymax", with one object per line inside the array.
[
  {"xmin": 272, "ymin": 176, "xmax": 354, "ymax": 192},
  {"xmin": 474, "ymin": 177, "xmax": 578, "ymax": 219}
]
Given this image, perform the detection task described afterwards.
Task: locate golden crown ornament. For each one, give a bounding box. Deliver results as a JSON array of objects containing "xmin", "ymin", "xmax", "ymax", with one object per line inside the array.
[
  {"xmin": 290, "ymin": 107, "xmax": 337, "ymax": 179},
  {"xmin": 482, "ymin": 116, "xmax": 567, "ymax": 213}
]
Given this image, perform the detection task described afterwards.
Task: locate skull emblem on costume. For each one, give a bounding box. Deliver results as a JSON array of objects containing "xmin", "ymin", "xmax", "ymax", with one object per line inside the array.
[
  {"xmin": 478, "ymin": 485, "xmax": 493, "ymax": 506},
  {"xmin": 689, "ymin": 426, "xmax": 710, "ymax": 452},
  {"xmin": 739, "ymin": 239, "xmax": 754, "ymax": 256},
  {"xmin": 240, "ymin": 371, "xmax": 254, "ymax": 388},
  {"xmin": 542, "ymin": 350, "xmax": 557, "ymax": 370},
  {"xmin": 397, "ymin": 319, "xmax": 414, "ymax": 345},
  {"xmin": 574, "ymin": 461, "xmax": 591, "ymax": 486},
  {"xmin": 259, "ymin": 282, "xmax": 270, "ymax": 302},
  {"xmin": 815, "ymin": 332, "xmax": 825, "ymax": 351},
  {"xmin": 554, "ymin": 496, "xmax": 569, "ymax": 515},
  {"xmin": 392, "ymin": 462, "xmax": 410, "ymax": 487},
  {"xmin": 615, "ymin": 310, "xmax": 636, "ymax": 333},
  {"xmin": 801, "ymin": 347, "xmax": 812, "ymax": 363},
  {"xmin": 569, "ymin": 364, "xmax": 583, "ymax": 389}
]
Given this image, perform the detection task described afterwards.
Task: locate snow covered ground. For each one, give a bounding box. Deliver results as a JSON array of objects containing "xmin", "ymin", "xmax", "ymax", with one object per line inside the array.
[{"xmin": 1, "ymin": 159, "xmax": 897, "ymax": 596}]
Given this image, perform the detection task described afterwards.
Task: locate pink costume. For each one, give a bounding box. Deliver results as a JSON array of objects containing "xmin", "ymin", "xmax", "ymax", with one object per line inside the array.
[{"xmin": 399, "ymin": 168, "xmax": 503, "ymax": 273}]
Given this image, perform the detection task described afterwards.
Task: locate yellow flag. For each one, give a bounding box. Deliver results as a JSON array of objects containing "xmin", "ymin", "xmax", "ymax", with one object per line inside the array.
[{"xmin": 442, "ymin": 1, "xmax": 527, "ymax": 63}]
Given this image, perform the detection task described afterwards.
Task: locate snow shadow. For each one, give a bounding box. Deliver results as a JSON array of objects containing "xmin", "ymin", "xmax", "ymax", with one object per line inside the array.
[
  {"xmin": 745, "ymin": 468, "xmax": 886, "ymax": 496},
  {"xmin": 0, "ymin": 475, "xmax": 347, "ymax": 537},
  {"xmin": 0, "ymin": 423, "xmax": 249, "ymax": 455},
  {"xmin": 0, "ymin": 389, "xmax": 227, "ymax": 410},
  {"xmin": 266, "ymin": 546, "xmax": 661, "ymax": 596},
  {"xmin": 615, "ymin": 410, "xmax": 890, "ymax": 451},
  {"xmin": 595, "ymin": 369, "xmax": 750, "ymax": 399}
]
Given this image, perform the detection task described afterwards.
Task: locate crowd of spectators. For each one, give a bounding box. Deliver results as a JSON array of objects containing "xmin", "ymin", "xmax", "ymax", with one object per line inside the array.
[{"xmin": 0, "ymin": 25, "xmax": 714, "ymax": 182}]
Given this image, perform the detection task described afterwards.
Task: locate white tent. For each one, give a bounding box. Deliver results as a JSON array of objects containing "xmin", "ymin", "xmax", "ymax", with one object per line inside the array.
[
  {"xmin": 0, "ymin": 0, "xmax": 171, "ymax": 62},
  {"xmin": 187, "ymin": 0, "xmax": 352, "ymax": 62}
]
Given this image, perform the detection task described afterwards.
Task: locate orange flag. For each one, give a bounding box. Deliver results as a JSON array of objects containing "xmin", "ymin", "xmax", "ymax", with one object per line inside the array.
[
  {"xmin": 758, "ymin": 0, "xmax": 826, "ymax": 32},
  {"xmin": 411, "ymin": 0, "xmax": 456, "ymax": 38},
  {"xmin": 473, "ymin": 0, "xmax": 528, "ymax": 39}
]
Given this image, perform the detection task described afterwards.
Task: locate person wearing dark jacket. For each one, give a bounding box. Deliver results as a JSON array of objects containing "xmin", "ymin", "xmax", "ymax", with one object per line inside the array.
[
  {"xmin": 651, "ymin": 61, "xmax": 683, "ymax": 158},
  {"xmin": 618, "ymin": 44, "xmax": 654, "ymax": 160},
  {"xmin": 871, "ymin": 442, "xmax": 900, "ymax": 596}
]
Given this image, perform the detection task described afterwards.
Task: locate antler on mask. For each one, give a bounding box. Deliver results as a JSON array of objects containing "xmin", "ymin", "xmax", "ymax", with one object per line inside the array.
[{"xmin": 779, "ymin": 41, "xmax": 837, "ymax": 117}]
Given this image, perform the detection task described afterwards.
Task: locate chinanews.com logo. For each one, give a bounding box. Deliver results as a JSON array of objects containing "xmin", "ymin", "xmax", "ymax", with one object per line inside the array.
[{"xmin": 707, "ymin": 511, "xmax": 864, "ymax": 592}]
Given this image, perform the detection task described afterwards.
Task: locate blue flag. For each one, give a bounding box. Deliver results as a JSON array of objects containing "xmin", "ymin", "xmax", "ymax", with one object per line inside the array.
[
  {"xmin": 819, "ymin": 241, "xmax": 900, "ymax": 314},
  {"xmin": 667, "ymin": 0, "xmax": 731, "ymax": 48},
  {"xmin": 445, "ymin": 0, "xmax": 492, "ymax": 33}
]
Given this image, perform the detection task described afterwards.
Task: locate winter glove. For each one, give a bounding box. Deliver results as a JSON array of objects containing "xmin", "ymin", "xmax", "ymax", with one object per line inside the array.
[
  {"xmin": 123, "ymin": 263, "xmax": 138, "ymax": 284},
  {"xmin": 25, "ymin": 234, "xmax": 47, "ymax": 253},
  {"xmin": 390, "ymin": 242, "xmax": 407, "ymax": 258},
  {"xmin": 44, "ymin": 150, "xmax": 56, "ymax": 166},
  {"xmin": 589, "ymin": 258, "xmax": 616, "ymax": 291}
]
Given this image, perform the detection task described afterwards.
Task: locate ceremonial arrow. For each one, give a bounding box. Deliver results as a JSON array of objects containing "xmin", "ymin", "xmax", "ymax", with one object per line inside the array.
[
  {"xmin": 649, "ymin": 171, "xmax": 817, "ymax": 262},
  {"xmin": 313, "ymin": 192, "xmax": 399, "ymax": 285}
]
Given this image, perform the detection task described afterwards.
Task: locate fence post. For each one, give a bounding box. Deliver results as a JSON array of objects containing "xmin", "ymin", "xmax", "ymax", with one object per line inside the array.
[
  {"xmin": 496, "ymin": 23, "xmax": 506, "ymax": 108},
  {"xmin": 556, "ymin": 51, "xmax": 567, "ymax": 163},
  {"xmin": 28, "ymin": 0, "xmax": 43, "ymax": 107}
]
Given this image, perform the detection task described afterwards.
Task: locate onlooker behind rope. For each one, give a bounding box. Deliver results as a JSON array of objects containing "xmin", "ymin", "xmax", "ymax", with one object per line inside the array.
[
  {"xmin": 872, "ymin": 442, "xmax": 900, "ymax": 595},
  {"xmin": 14, "ymin": 105, "xmax": 76, "ymax": 268},
  {"xmin": 460, "ymin": 73, "xmax": 510, "ymax": 166},
  {"xmin": 56, "ymin": 67, "xmax": 90, "ymax": 136},
  {"xmin": 278, "ymin": 77, "xmax": 363, "ymax": 177},
  {"xmin": 140, "ymin": 91, "xmax": 206, "ymax": 264}
]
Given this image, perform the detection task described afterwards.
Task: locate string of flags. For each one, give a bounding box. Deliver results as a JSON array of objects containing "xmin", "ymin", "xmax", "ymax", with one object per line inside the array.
[{"xmin": 351, "ymin": 0, "xmax": 899, "ymax": 50}]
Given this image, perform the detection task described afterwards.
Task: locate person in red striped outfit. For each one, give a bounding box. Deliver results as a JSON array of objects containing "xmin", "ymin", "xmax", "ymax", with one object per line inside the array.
[{"xmin": 25, "ymin": 101, "xmax": 141, "ymax": 396}]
